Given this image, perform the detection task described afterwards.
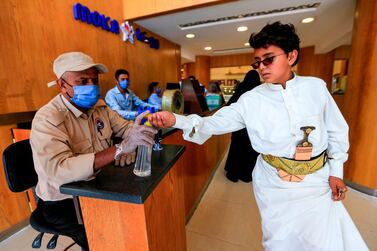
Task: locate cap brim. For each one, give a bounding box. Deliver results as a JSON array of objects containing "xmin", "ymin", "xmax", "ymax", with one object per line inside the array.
[
  {"xmin": 69, "ymin": 63, "xmax": 108, "ymax": 74},
  {"xmin": 47, "ymin": 63, "xmax": 108, "ymax": 87}
]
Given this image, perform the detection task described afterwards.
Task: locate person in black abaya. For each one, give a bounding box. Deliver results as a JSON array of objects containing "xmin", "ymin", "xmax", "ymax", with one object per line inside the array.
[{"xmin": 224, "ymin": 70, "xmax": 261, "ymax": 182}]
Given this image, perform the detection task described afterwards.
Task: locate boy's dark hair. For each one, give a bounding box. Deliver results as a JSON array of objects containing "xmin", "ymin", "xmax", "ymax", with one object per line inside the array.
[
  {"xmin": 115, "ymin": 69, "xmax": 129, "ymax": 80},
  {"xmin": 249, "ymin": 22, "xmax": 301, "ymax": 66},
  {"xmin": 148, "ymin": 82, "xmax": 159, "ymax": 94}
]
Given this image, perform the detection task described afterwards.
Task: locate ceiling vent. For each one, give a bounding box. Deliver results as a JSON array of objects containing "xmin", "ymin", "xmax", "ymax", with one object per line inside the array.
[
  {"xmin": 212, "ymin": 47, "xmax": 253, "ymax": 54},
  {"xmin": 178, "ymin": 2, "xmax": 321, "ymax": 30}
]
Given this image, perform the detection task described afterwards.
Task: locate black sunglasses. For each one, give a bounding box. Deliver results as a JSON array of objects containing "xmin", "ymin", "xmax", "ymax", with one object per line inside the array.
[{"xmin": 251, "ymin": 53, "xmax": 286, "ymax": 69}]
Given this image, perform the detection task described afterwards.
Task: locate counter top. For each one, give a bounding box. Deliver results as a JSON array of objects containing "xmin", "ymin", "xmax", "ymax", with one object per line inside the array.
[
  {"xmin": 60, "ymin": 144, "xmax": 185, "ymax": 204},
  {"xmin": 161, "ymin": 127, "xmax": 178, "ymax": 138}
]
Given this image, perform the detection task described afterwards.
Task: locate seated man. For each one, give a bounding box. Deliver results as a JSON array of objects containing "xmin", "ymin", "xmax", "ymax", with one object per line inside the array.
[
  {"xmin": 205, "ymin": 82, "xmax": 222, "ymax": 111},
  {"xmin": 147, "ymin": 82, "xmax": 162, "ymax": 110},
  {"xmin": 31, "ymin": 52, "xmax": 156, "ymax": 251},
  {"xmin": 105, "ymin": 69, "xmax": 160, "ymax": 120}
]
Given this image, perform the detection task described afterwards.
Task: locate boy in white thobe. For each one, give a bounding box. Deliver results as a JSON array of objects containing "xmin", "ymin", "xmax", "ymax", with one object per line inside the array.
[{"xmin": 149, "ymin": 22, "xmax": 368, "ymax": 251}]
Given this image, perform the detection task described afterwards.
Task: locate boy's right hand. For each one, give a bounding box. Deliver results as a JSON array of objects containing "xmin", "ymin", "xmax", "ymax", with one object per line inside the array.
[{"xmin": 148, "ymin": 111, "xmax": 176, "ymax": 128}]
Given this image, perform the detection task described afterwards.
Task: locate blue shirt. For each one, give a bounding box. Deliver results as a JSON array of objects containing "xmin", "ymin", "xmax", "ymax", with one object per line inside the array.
[
  {"xmin": 148, "ymin": 93, "xmax": 162, "ymax": 110},
  {"xmin": 105, "ymin": 86, "xmax": 159, "ymax": 120}
]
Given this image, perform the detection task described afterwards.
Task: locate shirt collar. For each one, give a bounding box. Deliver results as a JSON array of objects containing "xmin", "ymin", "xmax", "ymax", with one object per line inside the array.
[
  {"xmin": 265, "ymin": 72, "xmax": 297, "ymax": 91},
  {"xmin": 61, "ymin": 94, "xmax": 83, "ymax": 118},
  {"xmin": 115, "ymin": 85, "xmax": 129, "ymax": 95}
]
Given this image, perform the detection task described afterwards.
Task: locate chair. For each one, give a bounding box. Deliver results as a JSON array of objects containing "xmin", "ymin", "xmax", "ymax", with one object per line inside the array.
[
  {"xmin": 2, "ymin": 139, "xmax": 76, "ymax": 250},
  {"xmin": 10, "ymin": 128, "xmax": 37, "ymax": 211}
]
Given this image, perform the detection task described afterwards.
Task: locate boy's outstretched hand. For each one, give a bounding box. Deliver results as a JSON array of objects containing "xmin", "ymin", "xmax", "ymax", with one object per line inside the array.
[{"xmin": 148, "ymin": 111, "xmax": 176, "ymax": 128}]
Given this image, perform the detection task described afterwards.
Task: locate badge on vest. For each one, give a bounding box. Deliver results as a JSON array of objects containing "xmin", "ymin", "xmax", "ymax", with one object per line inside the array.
[
  {"xmin": 95, "ymin": 118, "xmax": 105, "ymax": 136},
  {"xmin": 294, "ymin": 126, "xmax": 315, "ymax": 160}
]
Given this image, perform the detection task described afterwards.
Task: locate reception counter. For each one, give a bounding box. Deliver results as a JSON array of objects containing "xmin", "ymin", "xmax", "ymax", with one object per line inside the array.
[
  {"xmin": 61, "ymin": 144, "xmax": 187, "ymax": 250},
  {"xmin": 60, "ymin": 127, "xmax": 230, "ymax": 250}
]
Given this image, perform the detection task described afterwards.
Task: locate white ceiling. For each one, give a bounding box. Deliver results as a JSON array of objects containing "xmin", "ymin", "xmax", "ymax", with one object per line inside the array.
[{"xmin": 135, "ymin": 0, "xmax": 356, "ymax": 63}]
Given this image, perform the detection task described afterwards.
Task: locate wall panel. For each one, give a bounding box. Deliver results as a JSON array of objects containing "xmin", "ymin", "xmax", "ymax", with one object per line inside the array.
[
  {"xmin": 0, "ymin": 0, "xmax": 180, "ymax": 115},
  {"xmin": 343, "ymin": 0, "xmax": 377, "ymax": 189},
  {"xmin": 210, "ymin": 53, "xmax": 253, "ymax": 68},
  {"xmin": 297, "ymin": 46, "xmax": 335, "ymax": 90},
  {"xmin": 195, "ymin": 56, "xmax": 210, "ymax": 86}
]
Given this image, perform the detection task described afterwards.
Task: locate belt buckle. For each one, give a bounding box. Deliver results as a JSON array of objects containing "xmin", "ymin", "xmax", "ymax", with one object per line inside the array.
[{"xmin": 278, "ymin": 170, "xmax": 305, "ymax": 182}]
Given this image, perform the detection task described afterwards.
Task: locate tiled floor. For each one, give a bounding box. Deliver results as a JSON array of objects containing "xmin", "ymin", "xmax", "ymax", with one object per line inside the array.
[
  {"xmin": 0, "ymin": 227, "xmax": 81, "ymax": 251},
  {"xmin": 1, "ymin": 153, "xmax": 377, "ymax": 251}
]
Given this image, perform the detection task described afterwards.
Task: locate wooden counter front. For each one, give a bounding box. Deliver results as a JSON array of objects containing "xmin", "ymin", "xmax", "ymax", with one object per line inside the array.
[
  {"xmin": 79, "ymin": 154, "xmax": 186, "ymax": 250},
  {"xmin": 162, "ymin": 130, "xmax": 230, "ymax": 218},
  {"xmin": 61, "ymin": 145, "xmax": 186, "ymax": 251}
]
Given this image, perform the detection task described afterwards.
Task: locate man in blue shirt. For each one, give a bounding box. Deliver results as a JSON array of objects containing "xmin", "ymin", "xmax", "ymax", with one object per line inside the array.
[
  {"xmin": 147, "ymin": 82, "xmax": 162, "ymax": 110},
  {"xmin": 105, "ymin": 69, "xmax": 159, "ymax": 120}
]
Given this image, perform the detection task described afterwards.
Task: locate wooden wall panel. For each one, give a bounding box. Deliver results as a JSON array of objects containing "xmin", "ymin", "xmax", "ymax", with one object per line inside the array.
[
  {"xmin": 182, "ymin": 62, "xmax": 196, "ymax": 80},
  {"xmin": 297, "ymin": 46, "xmax": 317, "ymax": 76},
  {"xmin": 0, "ymin": 0, "xmax": 180, "ymax": 115},
  {"xmin": 334, "ymin": 45, "xmax": 351, "ymax": 59},
  {"xmin": 195, "ymin": 55, "xmax": 210, "ymax": 86},
  {"xmin": 210, "ymin": 53, "xmax": 254, "ymax": 68},
  {"xmin": 123, "ymin": 0, "xmax": 231, "ymax": 20},
  {"xmin": 313, "ymin": 52, "xmax": 335, "ymax": 90},
  {"xmin": 343, "ymin": 0, "xmax": 377, "ymax": 188},
  {"xmin": 297, "ymin": 46, "xmax": 335, "ymax": 91},
  {"xmin": 79, "ymin": 156, "xmax": 186, "ymax": 251},
  {"xmin": 0, "ymin": 125, "xmax": 30, "ymax": 233}
]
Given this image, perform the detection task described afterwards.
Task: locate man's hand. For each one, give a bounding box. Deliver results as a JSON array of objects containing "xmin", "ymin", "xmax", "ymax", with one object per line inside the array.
[
  {"xmin": 329, "ymin": 176, "xmax": 348, "ymax": 201},
  {"xmin": 117, "ymin": 111, "xmax": 157, "ymax": 156},
  {"xmin": 114, "ymin": 152, "xmax": 136, "ymax": 167},
  {"xmin": 148, "ymin": 111, "xmax": 176, "ymax": 128}
]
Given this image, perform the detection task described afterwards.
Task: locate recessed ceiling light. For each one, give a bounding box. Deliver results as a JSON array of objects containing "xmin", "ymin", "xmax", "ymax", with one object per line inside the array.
[
  {"xmin": 204, "ymin": 46, "xmax": 212, "ymax": 51},
  {"xmin": 237, "ymin": 26, "xmax": 248, "ymax": 32},
  {"xmin": 301, "ymin": 17, "xmax": 314, "ymax": 23},
  {"xmin": 185, "ymin": 33, "xmax": 195, "ymax": 38},
  {"xmin": 244, "ymin": 42, "xmax": 250, "ymax": 46}
]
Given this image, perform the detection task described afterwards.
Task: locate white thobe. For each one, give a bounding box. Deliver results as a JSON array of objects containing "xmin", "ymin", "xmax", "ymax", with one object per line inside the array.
[{"xmin": 173, "ymin": 75, "xmax": 368, "ymax": 251}]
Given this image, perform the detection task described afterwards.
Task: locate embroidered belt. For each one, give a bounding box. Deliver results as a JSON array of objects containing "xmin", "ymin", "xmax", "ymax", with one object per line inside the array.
[{"xmin": 261, "ymin": 151, "xmax": 327, "ymax": 176}]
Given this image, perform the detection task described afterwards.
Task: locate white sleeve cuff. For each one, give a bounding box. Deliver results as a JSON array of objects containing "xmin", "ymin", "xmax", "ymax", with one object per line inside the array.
[
  {"xmin": 328, "ymin": 159, "xmax": 344, "ymax": 179},
  {"xmin": 173, "ymin": 113, "xmax": 193, "ymax": 130}
]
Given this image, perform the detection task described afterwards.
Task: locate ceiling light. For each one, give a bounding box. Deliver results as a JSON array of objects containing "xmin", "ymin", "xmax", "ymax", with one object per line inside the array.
[
  {"xmin": 237, "ymin": 26, "xmax": 248, "ymax": 32},
  {"xmin": 302, "ymin": 17, "xmax": 315, "ymax": 23},
  {"xmin": 244, "ymin": 42, "xmax": 250, "ymax": 46},
  {"xmin": 185, "ymin": 33, "xmax": 195, "ymax": 38},
  {"xmin": 204, "ymin": 46, "xmax": 212, "ymax": 51}
]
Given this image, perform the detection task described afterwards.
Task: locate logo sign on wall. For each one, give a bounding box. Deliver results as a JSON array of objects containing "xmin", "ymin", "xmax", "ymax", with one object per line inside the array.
[
  {"xmin": 135, "ymin": 28, "xmax": 159, "ymax": 49},
  {"xmin": 73, "ymin": 3, "xmax": 159, "ymax": 50},
  {"xmin": 120, "ymin": 21, "xmax": 135, "ymax": 44},
  {"xmin": 73, "ymin": 3, "xmax": 119, "ymax": 34}
]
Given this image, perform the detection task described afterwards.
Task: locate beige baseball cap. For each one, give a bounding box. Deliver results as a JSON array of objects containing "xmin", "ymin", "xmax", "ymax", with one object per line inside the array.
[{"xmin": 47, "ymin": 52, "xmax": 108, "ymax": 87}]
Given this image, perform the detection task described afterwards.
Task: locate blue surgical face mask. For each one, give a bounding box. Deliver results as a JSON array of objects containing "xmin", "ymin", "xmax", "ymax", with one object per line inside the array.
[
  {"xmin": 70, "ymin": 85, "xmax": 100, "ymax": 109},
  {"xmin": 119, "ymin": 79, "xmax": 129, "ymax": 90},
  {"xmin": 155, "ymin": 87, "xmax": 161, "ymax": 95}
]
